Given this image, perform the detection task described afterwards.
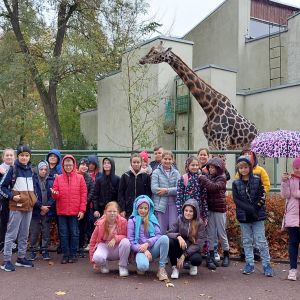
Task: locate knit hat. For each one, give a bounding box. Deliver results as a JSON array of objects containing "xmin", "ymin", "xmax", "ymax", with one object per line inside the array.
[
  {"xmin": 17, "ymin": 144, "xmax": 31, "ymax": 156},
  {"xmin": 292, "ymin": 157, "xmax": 300, "ymax": 169},
  {"xmin": 136, "ymin": 197, "xmax": 150, "ymax": 209},
  {"xmin": 37, "ymin": 160, "xmax": 49, "ymax": 170},
  {"xmin": 140, "ymin": 150, "xmax": 149, "ymax": 163},
  {"xmin": 236, "ymin": 155, "xmax": 252, "ymax": 166},
  {"xmin": 79, "ymin": 158, "xmax": 89, "ymax": 166}
]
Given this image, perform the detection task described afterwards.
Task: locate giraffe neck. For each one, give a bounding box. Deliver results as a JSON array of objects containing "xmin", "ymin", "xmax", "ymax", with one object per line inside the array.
[{"xmin": 166, "ymin": 52, "xmax": 224, "ymax": 115}]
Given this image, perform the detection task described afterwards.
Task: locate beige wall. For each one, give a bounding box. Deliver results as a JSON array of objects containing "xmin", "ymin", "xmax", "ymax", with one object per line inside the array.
[{"xmin": 80, "ymin": 109, "xmax": 98, "ymax": 148}]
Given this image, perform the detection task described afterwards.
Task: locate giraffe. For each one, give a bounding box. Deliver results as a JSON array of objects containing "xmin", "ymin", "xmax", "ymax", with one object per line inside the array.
[{"xmin": 139, "ymin": 41, "xmax": 258, "ymax": 151}]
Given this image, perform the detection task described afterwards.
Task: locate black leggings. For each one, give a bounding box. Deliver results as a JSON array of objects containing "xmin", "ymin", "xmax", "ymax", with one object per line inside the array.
[
  {"xmin": 0, "ymin": 199, "xmax": 9, "ymax": 244},
  {"xmin": 288, "ymin": 227, "xmax": 300, "ymax": 269},
  {"xmin": 168, "ymin": 238, "xmax": 202, "ymax": 266}
]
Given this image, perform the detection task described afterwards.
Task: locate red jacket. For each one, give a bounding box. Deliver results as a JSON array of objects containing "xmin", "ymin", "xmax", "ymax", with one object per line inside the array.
[
  {"xmin": 52, "ymin": 155, "xmax": 87, "ymax": 216},
  {"xmin": 89, "ymin": 214, "xmax": 128, "ymax": 262}
]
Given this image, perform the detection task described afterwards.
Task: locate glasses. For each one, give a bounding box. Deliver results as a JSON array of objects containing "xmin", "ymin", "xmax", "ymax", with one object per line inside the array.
[{"xmin": 64, "ymin": 164, "xmax": 74, "ymax": 167}]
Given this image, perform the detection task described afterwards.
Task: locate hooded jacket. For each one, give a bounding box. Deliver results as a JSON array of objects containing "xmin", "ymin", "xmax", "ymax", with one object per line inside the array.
[
  {"xmin": 89, "ymin": 214, "xmax": 128, "ymax": 262},
  {"xmin": 87, "ymin": 155, "xmax": 101, "ymax": 181},
  {"xmin": 52, "ymin": 155, "xmax": 87, "ymax": 216},
  {"xmin": 199, "ymin": 157, "xmax": 227, "ymax": 213},
  {"xmin": 232, "ymin": 156, "xmax": 267, "ymax": 223},
  {"xmin": 92, "ymin": 158, "xmax": 120, "ymax": 215},
  {"xmin": 46, "ymin": 149, "xmax": 62, "ymax": 177},
  {"xmin": 0, "ymin": 159, "xmax": 37, "ymax": 212},
  {"xmin": 167, "ymin": 199, "xmax": 206, "ymax": 257}
]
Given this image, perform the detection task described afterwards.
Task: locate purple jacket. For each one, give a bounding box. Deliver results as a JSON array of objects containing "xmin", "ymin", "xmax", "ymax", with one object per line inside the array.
[
  {"xmin": 127, "ymin": 217, "xmax": 161, "ymax": 253},
  {"xmin": 281, "ymin": 175, "xmax": 300, "ymax": 228}
]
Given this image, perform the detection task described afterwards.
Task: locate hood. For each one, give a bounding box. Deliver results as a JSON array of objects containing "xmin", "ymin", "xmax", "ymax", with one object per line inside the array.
[
  {"xmin": 206, "ymin": 157, "xmax": 225, "ymax": 175},
  {"xmin": 36, "ymin": 159, "xmax": 50, "ymax": 177},
  {"xmin": 182, "ymin": 199, "xmax": 200, "ymax": 221},
  {"xmin": 88, "ymin": 155, "xmax": 99, "ymax": 168},
  {"xmin": 46, "ymin": 149, "xmax": 62, "ymax": 165},
  {"xmin": 240, "ymin": 149, "xmax": 258, "ymax": 167},
  {"xmin": 61, "ymin": 155, "xmax": 77, "ymax": 175},
  {"xmin": 102, "ymin": 157, "xmax": 116, "ymax": 176}
]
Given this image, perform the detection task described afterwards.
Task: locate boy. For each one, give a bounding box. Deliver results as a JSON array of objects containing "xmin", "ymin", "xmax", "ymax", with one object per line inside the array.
[
  {"xmin": 232, "ymin": 155, "xmax": 273, "ymax": 277},
  {"xmin": 51, "ymin": 155, "xmax": 87, "ymax": 264},
  {"xmin": 0, "ymin": 145, "xmax": 37, "ymax": 271},
  {"xmin": 87, "ymin": 155, "xmax": 100, "ymax": 181},
  {"xmin": 46, "ymin": 149, "xmax": 62, "ymax": 178},
  {"xmin": 150, "ymin": 146, "xmax": 164, "ymax": 171}
]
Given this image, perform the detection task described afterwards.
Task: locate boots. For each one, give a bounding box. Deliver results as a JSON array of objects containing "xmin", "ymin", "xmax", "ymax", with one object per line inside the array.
[
  {"xmin": 222, "ymin": 250, "xmax": 230, "ymax": 267},
  {"xmin": 206, "ymin": 251, "xmax": 219, "ymax": 270}
]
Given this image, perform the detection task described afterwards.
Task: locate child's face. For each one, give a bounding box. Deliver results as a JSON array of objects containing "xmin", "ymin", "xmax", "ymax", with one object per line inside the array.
[
  {"xmin": 162, "ymin": 154, "xmax": 173, "ymax": 169},
  {"xmin": 154, "ymin": 147, "xmax": 163, "ymax": 162},
  {"xmin": 3, "ymin": 150, "xmax": 15, "ymax": 165},
  {"xmin": 293, "ymin": 166, "xmax": 300, "ymax": 177},
  {"xmin": 183, "ymin": 205, "xmax": 194, "ymax": 220},
  {"xmin": 63, "ymin": 160, "xmax": 74, "ymax": 173},
  {"xmin": 188, "ymin": 159, "xmax": 199, "ymax": 173},
  {"xmin": 131, "ymin": 157, "xmax": 142, "ymax": 172},
  {"xmin": 18, "ymin": 152, "xmax": 30, "ymax": 165},
  {"xmin": 105, "ymin": 205, "xmax": 118, "ymax": 222},
  {"xmin": 48, "ymin": 154, "xmax": 58, "ymax": 165},
  {"xmin": 141, "ymin": 160, "xmax": 148, "ymax": 168},
  {"xmin": 208, "ymin": 165, "xmax": 217, "ymax": 175},
  {"xmin": 138, "ymin": 203, "xmax": 149, "ymax": 217},
  {"xmin": 78, "ymin": 163, "xmax": 88, "ymax": 174},
  {"xmin": 88, "ymin": 163, "xmax": 97, "ymax": 172},
  {"xmin": 243, "ymin": 151, "xmax": 254, "ymax": 166},
  {"xmin": 238, "ymin": 163, "xmax": 250, "ymax": 177},
  {"xmin": 38, "ymin": 166, "xmax": 48, "ymax": 178},
  {"xmin": 103, "ymin": 159, "xmax": 111, "ymax": 173},
  {"xmin": 198, "ymin": 150, "xmax": 209, "ymax": 165}
]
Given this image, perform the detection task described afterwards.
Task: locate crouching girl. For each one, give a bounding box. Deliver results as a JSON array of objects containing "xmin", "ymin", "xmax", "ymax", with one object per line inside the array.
[
  {"xmin": 167, "ymin": 199, "xmax": 206, "ymax": 278},
  {"xmin": 128, "ymin": 195, "xmax": 169, "ymax": 281},
  {"xmin": 89, "ymin": 201, "xmax": 130, "ymax": 277}
]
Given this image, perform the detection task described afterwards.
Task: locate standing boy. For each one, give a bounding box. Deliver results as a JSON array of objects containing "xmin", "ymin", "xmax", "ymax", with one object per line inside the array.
[
  {"xmin": 0, "ymin": 145, "xmax": 36, "ymax": 271},
  {"xmin": 232, "ymin": 156, "xmax": 273, "ymax": 277}
]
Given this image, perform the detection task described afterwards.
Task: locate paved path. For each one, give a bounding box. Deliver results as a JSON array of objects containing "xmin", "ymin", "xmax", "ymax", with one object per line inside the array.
[{"xmin": 0, "ymin": 254, "xmax": 299, "ymax": 300}]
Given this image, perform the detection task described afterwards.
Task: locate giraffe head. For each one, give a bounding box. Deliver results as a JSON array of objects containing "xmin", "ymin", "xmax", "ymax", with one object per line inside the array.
[{"xmin": 139, "ymin": 41, "xmax": 172, "ymax": 65}]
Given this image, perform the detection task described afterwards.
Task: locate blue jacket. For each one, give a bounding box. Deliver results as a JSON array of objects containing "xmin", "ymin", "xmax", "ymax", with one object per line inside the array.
[{"xmin": 46, "ymin": 149, "xmax": 62, "ymax": 177}]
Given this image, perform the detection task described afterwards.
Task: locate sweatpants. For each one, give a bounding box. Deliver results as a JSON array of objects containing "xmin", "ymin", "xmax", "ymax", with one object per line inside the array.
[
  {"xmin": 29, "ymin": 216, "xmax": 51, "ymax": 252},
  {"xmin": 156, "ymin": 198, "xmax": 178, "ymax": 234},
  {"xmin": 207, "ymin": 211, "xmax": 229, "ymax": 251},
  {"xmin": 3, "ymin": 210, "xmax": 32, "ymax": 261},
  {"xmin": 287, "ymin": 227, "xmax": 300, "ymax": 269},
  {"xmin": 93, "ymin": 238, "xmax": 130, "ymax": 267}
]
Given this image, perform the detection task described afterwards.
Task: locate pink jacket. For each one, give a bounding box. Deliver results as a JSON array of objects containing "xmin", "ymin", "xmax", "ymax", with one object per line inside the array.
[
  {"xmin": 89, "ymin": 215, "xmax": 128, "ymax": 262},
  {"xmin": 280, "ymin": 175, "xmax": 300, "ymax": 229}
]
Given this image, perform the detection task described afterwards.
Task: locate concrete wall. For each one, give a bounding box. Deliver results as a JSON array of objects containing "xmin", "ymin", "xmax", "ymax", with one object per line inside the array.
[{"xmin": 80, "ymin": 109, "xmax": 98, "ymax": 148}]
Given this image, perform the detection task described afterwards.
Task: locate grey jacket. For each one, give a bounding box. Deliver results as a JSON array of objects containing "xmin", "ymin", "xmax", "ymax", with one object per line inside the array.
[{"xmin": 151, "ymin": 164, "xmax": 181, "ymax": 213}]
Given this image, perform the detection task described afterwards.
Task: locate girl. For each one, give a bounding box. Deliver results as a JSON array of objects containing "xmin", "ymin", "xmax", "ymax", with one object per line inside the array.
[
  {"xmin": 167, "ymin": 199, "xmax": 206, "ymax": 278},
  {"xmin": 176, "ymin": 156, "xmax": 208, "ymax": 224},
  {"xmin": 199, "ymin": 157, "xmax": 230, "ymax": 269},
  {"xmin": 151, "ymin": 150, "xmax": 181, "ymax": 234},
  {"xmin": 281, "ymin": 157, "xmax": 300, "ymax": 281},
  {"xmin": 89, "ymin": 201, "xmax": 130, "ymax": 277},
  {"xmin": 118, "ymin": 153, "xmax": 151, "ymax": 218},
  {"xmin": 197, "ymin": 148, "xmax": 210, "ymax": 175},
  {"xmin": 127, "ymin": 195, "xmax": 169, "ymax": 281}
]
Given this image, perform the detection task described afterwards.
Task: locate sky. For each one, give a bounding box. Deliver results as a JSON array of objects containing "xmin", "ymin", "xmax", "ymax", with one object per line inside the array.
[{"xmin": 146, "ymin": 0, "xmax": 300, "ymax": 37}]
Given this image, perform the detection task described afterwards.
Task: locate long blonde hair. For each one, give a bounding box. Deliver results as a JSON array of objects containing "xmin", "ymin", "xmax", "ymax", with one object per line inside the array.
[{"xmin": 104, "ymin": 201, "xmax": 120, "ymax": 238}]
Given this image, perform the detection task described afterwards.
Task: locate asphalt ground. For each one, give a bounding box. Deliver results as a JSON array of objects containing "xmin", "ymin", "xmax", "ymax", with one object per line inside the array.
[{"xmin": 0, "ymin": 253, "xmax": 300, "ymax": 300}]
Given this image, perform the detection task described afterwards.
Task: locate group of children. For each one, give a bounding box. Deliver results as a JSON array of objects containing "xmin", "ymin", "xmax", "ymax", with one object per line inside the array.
[{"xmin": 0, "ymin": 145, "xmax": 299, "ymax": 282}]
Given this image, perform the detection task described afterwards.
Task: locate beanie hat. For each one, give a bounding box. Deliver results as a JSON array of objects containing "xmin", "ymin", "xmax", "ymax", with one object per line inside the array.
[
  {"xmin": 17, "ymin": 144, "xmax": 31, "ymax": 156},
  {"xmin": 136, "ymin": 196, "xmax": 150, "ymax": 209},
  {"xmin": 292, "ymin": 157, "xmax": 300, "ymax": 169},
  {"xmin": 140, "ymin": 150, "xmax": 149, "ymax": 163},
  {"xmin": 38, "ymin": 160, "xmax": 49, "ymax": 170},
  {"xmin": 236, "ymin": 155, "xmax": 252, "ymax": 166},
  {"xmin": 79, "ymin": 158, "xmax": 89, "ymax": 166}
]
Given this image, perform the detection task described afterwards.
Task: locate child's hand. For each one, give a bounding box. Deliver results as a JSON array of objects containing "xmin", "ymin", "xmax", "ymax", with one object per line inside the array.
[
  {"xmin": 177, "ymin": 236, "xmax": 187, "ymax": 250},
  {"xmin": 139, "ymin": 242, "xmax": 149, "ymax": 252},
  {"xmin": 50, "ymin": 188, "xmax": 59, "ymax": 195},
  {"xmin": 157, "ymin": 188, "xmax": 168, "ymax": 196},
  {"xmin": 0, "ymin": 166, "xmax": 6, "ymax": 175},
  {"xmin": 120, "ymin": 211, "xmax": 126, "ymax": 218},
  {"xmin": 107, "ymin": 238, "xmax": 116, "ymax": 248},
  {"xmin": 282, "ymin": 172, "xmax": 289, "ymax": 182},
  {"xmin": 144, "ymin": 250, "xmax": 152, "ymax": 262},
  {"xmin": 77, "ymin": 212, "xmax": 84, "ymax": 220},
  {"xmin": 177, "ymin": 254, "xmax": 185, "ymax": 269},
  {"xmin": 13, "ymin": 194, "xmax": 21, "ymax": 201},
  {"xmin": 94, "ymin": 211, "xmax": 101, "ymax": 219},
  {"xmin": 41, "ymin": 205, "xmax": 50, "ymax": 214}
]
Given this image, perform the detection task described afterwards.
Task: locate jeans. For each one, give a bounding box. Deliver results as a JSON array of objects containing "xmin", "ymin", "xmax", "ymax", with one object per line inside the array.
[
  {"xmin": 135, "ymin": 235, "xmax": 169, "ymax": 271},
  {"xmin": 58, "ymin": 216, "xmax": 79, "ymax": 258},
  {"xmin": 287, "ymin": 227, "xmax": 300, "ymax": 269},
  {"xmin": 240, "ymin": 221, "xmax": 270, "ymax": 267}
]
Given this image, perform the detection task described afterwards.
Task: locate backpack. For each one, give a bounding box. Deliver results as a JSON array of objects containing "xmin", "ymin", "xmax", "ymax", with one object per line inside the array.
[
  {"xmin": 0, "ymin": 165, "xmax": 18, "ymax": 207},
  {"xmin": 182, "ymin": 173, "xmax": 189, "ymax": 187}
]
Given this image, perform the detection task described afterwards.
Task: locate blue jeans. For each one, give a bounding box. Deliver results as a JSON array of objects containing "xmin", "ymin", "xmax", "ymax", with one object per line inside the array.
[
  {"xmin": 135, "ymin": 235, "xmax": 169, "ymax": 271},
  {"xmin": 58, "ymin": 216, "xmax": 79, "ymax": 258},
  {"xmin": 240, "ymin": 221, "xmax": 270, "ymax": 267}
]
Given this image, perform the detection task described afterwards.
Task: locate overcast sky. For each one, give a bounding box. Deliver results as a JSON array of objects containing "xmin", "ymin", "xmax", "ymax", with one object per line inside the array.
[{"xmin": 146, "ymin": 0, "xmax": 300, "ymax": 37}]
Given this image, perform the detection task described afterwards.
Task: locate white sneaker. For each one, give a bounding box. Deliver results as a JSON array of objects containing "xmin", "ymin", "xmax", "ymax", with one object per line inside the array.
[
  {"xmin": 84, "ymin": 244, "xmax": 90, "ymax": 251},
  {"xmin": 189, "ymin": 266, "xmax": 198, "ymax": 276},
  {"xmin": 288, "ymin": 269, "xmax": 297, "ymax": 281},
  {"xmin": 171, "ymin": 266, "xmax": 179, "ymax": 279},
  {"xmin": 214, "ymin": 253, "xmax": 221, "ymax": 262},
  {"xmin": 100, "ymin": 264, "xmax": 109, "ymax": 274},
  {"xmin": 119, "ymin": 266, "xmax": 129, "ymax": 277}
]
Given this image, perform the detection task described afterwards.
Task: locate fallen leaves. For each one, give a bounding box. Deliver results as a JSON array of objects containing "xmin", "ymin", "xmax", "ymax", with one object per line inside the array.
[{"xmin": 55, "ymin": 291, "xmax": 66, "ymax": 296}]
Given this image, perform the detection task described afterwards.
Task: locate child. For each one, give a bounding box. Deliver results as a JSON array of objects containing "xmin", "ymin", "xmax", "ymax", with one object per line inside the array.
[
  {"xmin": 29, "ymin": 160, "xmax": 54, "ymax": 261},
  {"xmin": 118, "ymin": 153, "xmax": 151, "ymax": 218},
  {"xmin": 197, "ymin": 148, "xmax": 210, "ymax": 175},
  {"xmin": 93, "ymin": 157, "xmax": 120, "ymax": 218},
  {"xmin": 280, "ymin": 157, "xmax": 300, "ymax": 281},
  {"xmin": 0, "ymin": 145, "xmax": 36, "ymax": 271},
  {"xmin": 89, "ymin": 201, "xmax": 130, "ymax": 277},
  {"xmin": 176, "ymin": 156, "xmax": 208, "ymax": 224},
  {"xmin": 151, "ymin": 150, "xmax": 181, "ymax": 234},
  {"xmin": 232, "ymin": 156, "xmax": 273, "ymax": 277},
  {"xmin": 46, "ymin": 149, "xmax": 62, "ymax": 178},
  {"xmin": 167, "ymin": 199, "xmax": 206, "ymax": 278},
  {"xmin": 199, "ymin": 157, "xmax": 230, "ymax": 269},
  {"xmin": 77, "ymin": 158, "xmax": 95, "ymax": 257},
  {"xmin": 140, "ymin": 150, "xmax": 152, "ymax": 175},
  {"xmin": 51, "ymin": 155, "xmax": 87, "ymax": 264},
  {"xmin": 0, "ymin": 148, "xmax": 15, "ymax": 252},
  {"xmin": 150, "ymin": 145, "xmax": 164, "ymax": 171},
  {"xmin": 87, "ymin": 155, "xmax": 101, "ymax": 181},
  {"xmin": 127, "ymin": 195, "xmax": 169, "ymax": 281}
]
